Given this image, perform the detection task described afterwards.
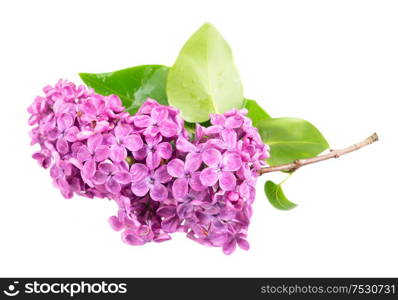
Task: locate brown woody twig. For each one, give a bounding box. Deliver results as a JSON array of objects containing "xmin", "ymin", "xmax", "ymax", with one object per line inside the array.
[{"xmin": 258, "ymin": 132, "xmax": 379, "ymax": 175}]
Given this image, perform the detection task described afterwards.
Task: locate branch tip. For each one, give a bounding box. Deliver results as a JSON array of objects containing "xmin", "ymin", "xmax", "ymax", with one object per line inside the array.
[{"xmin": 370, "ymin": 132, "xmax": 379, "ymax": 143}]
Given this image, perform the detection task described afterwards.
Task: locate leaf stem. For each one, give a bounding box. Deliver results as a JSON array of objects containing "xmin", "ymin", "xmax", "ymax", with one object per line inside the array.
[
  {"xmin": 279, "ymin": 172, "xmax": 293, "ymax": 185},
  {"xmin": 258, "ymin": 132, "xmax": 379, "ymax": 175}
]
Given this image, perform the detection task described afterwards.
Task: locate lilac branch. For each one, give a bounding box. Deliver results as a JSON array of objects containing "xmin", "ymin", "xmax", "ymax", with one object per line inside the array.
[{"xmin": 258, "ymin": 132, "xmax": 379, "ymax": 175}]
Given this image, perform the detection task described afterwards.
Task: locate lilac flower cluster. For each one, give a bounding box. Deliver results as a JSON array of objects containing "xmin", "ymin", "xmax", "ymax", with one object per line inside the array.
[
  {"xmin": 28, "ymin": 80, "xmax": 270, "ymax": 255},
  {"xmin": 110, "ymin": 108, "xmax": 270, "ymax": 254}
]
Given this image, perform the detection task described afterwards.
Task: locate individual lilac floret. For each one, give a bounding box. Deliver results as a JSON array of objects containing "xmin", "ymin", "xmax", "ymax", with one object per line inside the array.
[
  {"xmin": 167, "ymin": 156, "xmax": 204, "ymax": 199},
  {"xmin": 92, "ymin": 162, "xmax": 131, "ymax": 194},
  {"xmin": 107, "ymin": 124, "xmax": 143, "ymax": 162},
  {"xmin": 130, "ymin": 164, "xmax": 172, "ymax": 202},
  {"xmin": 76, "ymin": 133, "xmax": 110, "ymax": 180},
  {"xmin": 199, "ymin": 149, "xmax": 242, "ymax": 191},
  {"xmin": 133, "ymin": 135, "xmax": 172, "ymax": 170},
  {"xmin": 133, "ymin": 99, "xmax": 184, "ymax": 138}
]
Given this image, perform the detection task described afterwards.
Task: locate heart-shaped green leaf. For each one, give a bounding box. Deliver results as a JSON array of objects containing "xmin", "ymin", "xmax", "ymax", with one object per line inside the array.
[
  {"xmin": 264, "ymin": 180, "xmax": 297, "ymax": 210},
  {"xmin": 167, "ymin": 23, "xmax": 244, "ymax": 122},
  {"xmin": 243, "ymin": 98, "xmax": 271, "ymax": 127},
  {"xmin": 258, "ymin": 117, "xmax": 329, "ymax": 166},
  {"xmin": 79, "ymin": 65, "xmax": 169, "ymax": 115}
]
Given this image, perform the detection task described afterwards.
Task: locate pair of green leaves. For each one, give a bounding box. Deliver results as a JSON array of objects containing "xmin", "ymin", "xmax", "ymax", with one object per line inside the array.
[
  {"xmin": 258, "ymin": 117, "xmax": 328, "ymax": 210},
  {"xmin": 79, "ymin": 22, "xmax": 329, "ymax": 211},
  {"xmin": 80, "ymin": 23, "xmax": 244, "ymax": 122},
  {"xmin": 242, "ymin": 98, "xmax": 328, "ymax": 210}
]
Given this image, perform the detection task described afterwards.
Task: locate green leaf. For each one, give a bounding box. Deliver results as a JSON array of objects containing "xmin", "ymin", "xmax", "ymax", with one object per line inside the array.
[
  {"xmin": 264, "ymin": 180, "xmax": 297, "ymax": 210},
  {"xmin": 243, "ymin": 98, "xmax": 271, "ymax": 127},
  {"xmin": 184, "ymin": 120, "xmax": 211, "ymax": 136},
  {"xmin": 258, "ymin": 117, "xmax": 329, "ymax": 166},
  {"xmin": 167, "ymin": 22, "xmax": 244, "ymax": 123},
  {"xmin": 184, "ymin": 121, "xmax": 196, "ymax": 135},
  {"xmin": 79, "ymin": 65, "xmax": 169, "ymax": 115}
]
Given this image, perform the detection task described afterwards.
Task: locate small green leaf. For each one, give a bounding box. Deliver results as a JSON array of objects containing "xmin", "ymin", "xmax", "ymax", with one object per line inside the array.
[
  {"xmin": 184, "ymin": 120, "xmax": 211, "ymax": 136},
  {"xmin": 258, "ymin": 117, "xmax": 329, "ymax": 166},
  {"xmin": 264, "ymin": 180, "xmax": 297, "ymax": 210},
  {"xmin": 184, "ymin": 121, "xmax": 196, "ymax": 135},
  {"xmin": 79, "ymin": 65, "xmax": 169, "ymax": 115},
  {"xmin": 167, "ymin": 22, "xmax": 244, "ymax": 122},
  {"xmin": 243, "ymin": 98, "xmax": 271, "ymax": 127}
]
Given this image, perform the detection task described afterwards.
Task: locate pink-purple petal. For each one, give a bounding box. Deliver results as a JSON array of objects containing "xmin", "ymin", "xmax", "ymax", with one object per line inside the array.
[
  {"xmin": 81, "ymin": 101, "xmax": 97, "ymax": 118},
  {"xmin": 185, "ymin": 152, "xmax": 202, "ymax": 172},
  {"xmin": 113, "ymin": 171, "xmax": 132, "ymax": 184},
  {"xmin": 189, "ymin": 172, "xmax": 206, "ymax": 191},
  {"xmin": 219, "ymin": 171, "xmax": 236, "ymax": 191},
  {"xmin": 237, "ymin": 237, "xmax": 250, "ymax": 251},
  {"xmin": 150, "ymin": 184, "xmax": 168, "ymax": 202},
  {"xmin": 132, "ymin": 145, "xmax": 147, "ymax": 161},
  {"xmin": 144, "ymin": 126, "xmax": 159, "ymax": 137},
  {"xmin": 115, "ymin": 124, "xmax": 130, "ymax": 138},
  {"xmin": 176, "ymin": 137, "xmax": 196, "ymax": 152},
  {"xmin": 98, "ymin": 162, "xmax": 116, "ymax": 174},
  {"xmin": 221, "ymin": 129, "xmax": 237, "ymax": 149},
  {"xmin": 110, "ymin": 144, "xmax": 126, "ymax": 162},
  {"xmin": 56, "ymin": 138, "xmax": 69, "ymax": 154},
  {"xmin": 157, "ymin": 142, "xmax": 172, "ymax": 159},
  {"xmin": 76, "ymin": 146, "xmax": 91, "ymax": 162},
  {"xmin": 210, "ymin": 113, "xmax": 226, "ymax": 126},
  {"xmin": 151, "ymin": 106, "xmax": 168, "ymax": 122},
  {"xmin": 162, "ymin": 216, "xmax": 180, "ymax": 233},
  {"xmin": 167, "ymin": 159, "xmax": 185, "ymax": 178},
  {"xmin": 87, "ymin": 133, "xmax": 103, "ymax": 153},
  {"xmin": 92, "ymin": 170, "xmax": 107, "ymax": 185},
  {"xmin": 133, "ymin": 115, "xmax": 152, "ymax": 128},
  {"xmin": 205, "ymin": 125, "xmax": 222, "ymax": 135},
  {"xmin": 159, "ymin": 120, "xmax": 178, "ymax": 137},
  {"xmin": 223, "ymin": 238, "xmax": 237, "ymax": 255},
  {"xmin": 124, "ymin": 134, "xmax": 143, "ymax": 151},
  {"xmin": 199, "ymin": 168, "xmax": 219, "ymax": 187},
  {"xmin": 108, "ymin": 216, "xmax": 123, "ymax": 231},
  {"xmin": 57, "ymin": 113, "xmax": 73, "ymax": 131},
  {"xmin": 105, "ymin": 177, "xmax": 121, "ymax": 194},
  {"xmin": 82, "ymin": 159, "xmax": 96, "ymax": 179},
  {"xmin": 156, "ymin": 206, "xmax": 176, "ymax": 218},
  {"xmin": 146, "ymin": 151, "xmax": 161, "ymax": 170},
  {"xmin": 202, "ymin": 148, "xmax": 222, "ymax": 167},
  {"xmin": 94, "ymin": 145, "xmax": 110, "ymax": 161},
  {"xmin": 129, "ymin": 163, "xmax": 149, "ymax": 182},
  {"xmin": 122, "ymin": 230, "xmax": 146, "ymax": 246},
  {"xmin": 172, "ymin": 178, "xmax": 189, "ymax": 199},
  {"xmin": 154, "ymin": 165, "xmax": 172, "ymax": 183},
  {"xmin": 225, "ymin": 115, "xmax": 243, "ymax": 128},
  {"xmin": 131, "ymin": 180, "xmax": 150, "ymax": 197},
  {"xmin": 209, "ymin": 233, "xmax": 228, "ymax": 247},
  {"xmin": 130, "ymin": 163, "xmax": 149, "ymax": 182},
  {"xmin": 222, "ymin": 152, "xmax": 242, "ymax": 172},
  {"xmin": 65, "ymin": 126, "xmax": 79, "ymax": 142}
]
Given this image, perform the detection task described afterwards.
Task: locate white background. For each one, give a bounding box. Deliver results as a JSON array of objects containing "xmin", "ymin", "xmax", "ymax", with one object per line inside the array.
[{"xmin": 0, "ymin": 0, "xmax": 397, "ymax": 277}]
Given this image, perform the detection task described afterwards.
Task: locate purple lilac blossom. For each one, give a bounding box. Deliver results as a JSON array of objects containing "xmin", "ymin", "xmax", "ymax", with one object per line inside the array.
[{"xmin": 28, "ymin": 80, "xmax": 269, "ymax": 255}]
